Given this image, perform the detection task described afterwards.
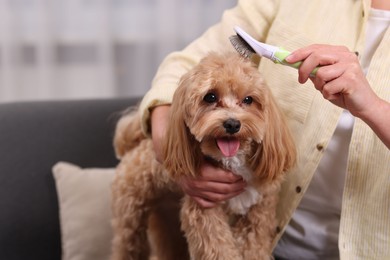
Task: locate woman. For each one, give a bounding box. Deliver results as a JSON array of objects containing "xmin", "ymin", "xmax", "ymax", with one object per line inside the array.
[{"xmin": 138, "ymin": 0, "xmax": 390, "ymax": 258}]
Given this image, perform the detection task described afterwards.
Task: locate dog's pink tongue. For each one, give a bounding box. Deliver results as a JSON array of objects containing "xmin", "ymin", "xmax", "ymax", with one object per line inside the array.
[{"xmin": 216, "ymin": 138, "xmax": 240, "ymax": 157}]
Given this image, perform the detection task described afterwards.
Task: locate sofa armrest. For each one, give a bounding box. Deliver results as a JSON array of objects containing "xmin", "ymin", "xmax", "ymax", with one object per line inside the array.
[{"xmin": 0, "ymin": 97, "xmax": 140, "ymax": 260}]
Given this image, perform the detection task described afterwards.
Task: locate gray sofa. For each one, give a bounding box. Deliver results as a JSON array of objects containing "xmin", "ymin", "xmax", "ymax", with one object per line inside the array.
[{"xmin": 0, "ymin": 97, "xmax": 139, "ymax": 260}]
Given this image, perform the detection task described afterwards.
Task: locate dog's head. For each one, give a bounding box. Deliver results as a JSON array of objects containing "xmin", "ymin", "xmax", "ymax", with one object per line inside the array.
[{"xmin": 163, "ymin": 52, "xmax": 296, "ymax": 182}]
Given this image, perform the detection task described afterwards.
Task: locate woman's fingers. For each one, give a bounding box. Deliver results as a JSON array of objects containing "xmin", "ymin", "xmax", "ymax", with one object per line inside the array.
[
  {"xmin": 180, "ymin": 175, "xmax": 246, "ymax": 199},
  {"xmin": 192, "ymin": 196, "xmax": 217, "ymax": 208},
  {"xmin": 187, "ymin": 177, "xmax": 246, "ymax": 194},
  {"xmin": 311, "ymin": 62, "xmax": 347, "ymax": 92},
  {"xmin": 191, "ymin": 189, "xmax": 245, "ymax": 209},
  {"xmin": 177, "ymin": 161, "xmax": 247, "ymax": 208},
  {"xmin": 286, "ymin": 44, "xmax": 353, "ymax": 83}
]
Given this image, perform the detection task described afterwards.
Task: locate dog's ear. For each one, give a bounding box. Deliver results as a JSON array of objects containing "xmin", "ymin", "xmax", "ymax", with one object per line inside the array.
[
  {"xmin": 251, "ymin": 93, "xmax": 296, "ymax": 182},
  {"xmin": 113, "ymin": 110, "xmax": 145, "ymax": 159},
  {"xmin": 162, "ymin": 76, "xmax": 202, "ymax": 179}
]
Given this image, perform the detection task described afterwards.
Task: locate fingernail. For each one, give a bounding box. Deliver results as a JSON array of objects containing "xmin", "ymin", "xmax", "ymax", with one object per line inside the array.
[
  {"xmin": 285, "ymin": 54, "xmax": 294, "ymax": 63},
  {"xmin": 298, "ymin": 75, "xmax": 305, "ymax": 84}
]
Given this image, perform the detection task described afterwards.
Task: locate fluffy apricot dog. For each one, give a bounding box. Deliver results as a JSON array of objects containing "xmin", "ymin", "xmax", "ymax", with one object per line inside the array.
[{"xmin": 111, "ymin": 52, "xmax": 296, "ymax": 260}]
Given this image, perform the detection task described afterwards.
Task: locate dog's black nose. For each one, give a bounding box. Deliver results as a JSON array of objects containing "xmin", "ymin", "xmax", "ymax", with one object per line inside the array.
[{"xmin": 223, "ymin": 119, "xmax": 241, "ymax": 134}]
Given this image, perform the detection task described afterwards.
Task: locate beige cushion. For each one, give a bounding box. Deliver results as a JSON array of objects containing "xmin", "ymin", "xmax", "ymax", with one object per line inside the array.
[{"xmin": 52, "ymin": 161, "xmax": 115, "ymax": 260}]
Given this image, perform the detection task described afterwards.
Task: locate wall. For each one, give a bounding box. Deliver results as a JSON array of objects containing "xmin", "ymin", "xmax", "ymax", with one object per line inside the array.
[{"xmin": 0, "ymin": 0, "xmax": 237, "ymax": 102}]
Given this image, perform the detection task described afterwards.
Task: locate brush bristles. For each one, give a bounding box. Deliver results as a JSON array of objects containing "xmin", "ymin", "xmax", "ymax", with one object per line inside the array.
[
  {"xmin": 229, "ymin": 35, "xmax": 255, "ymax": 58},
  {"xmin": 229, "ymin": 35, "xmax": 260, "ymax": 64}
]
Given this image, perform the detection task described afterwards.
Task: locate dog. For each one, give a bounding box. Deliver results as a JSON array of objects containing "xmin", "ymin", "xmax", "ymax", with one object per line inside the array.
[{"xmin": 110, "ymin": 52, "xmax": 296, "ymax": 260}]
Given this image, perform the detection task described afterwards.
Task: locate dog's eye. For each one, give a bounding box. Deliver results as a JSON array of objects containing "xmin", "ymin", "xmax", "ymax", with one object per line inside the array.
[
  {"xmin": 243, "ymin": 96, "xmax": 253, "ymax": 105},
  {"xmin": 203, "ymin": 93, "xmax": 218, "ymax": 103}
]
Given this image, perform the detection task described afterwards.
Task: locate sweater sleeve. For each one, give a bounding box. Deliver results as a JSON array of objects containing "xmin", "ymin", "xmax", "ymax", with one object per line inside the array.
[{"xmin": 138, "ymin": 0, "xmax": 279, "ymax": 135}]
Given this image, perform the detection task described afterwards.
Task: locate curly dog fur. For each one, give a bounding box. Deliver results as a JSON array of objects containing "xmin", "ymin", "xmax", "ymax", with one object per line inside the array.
[{"xmin": 110, "ymin": 52, "xmax": 296, "ymax": 260}]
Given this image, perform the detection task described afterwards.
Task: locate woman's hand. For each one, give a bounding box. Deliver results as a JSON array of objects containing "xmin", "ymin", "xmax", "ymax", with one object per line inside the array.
[
  {"xmin": 286, "ymin": 44, "xmax": 380, "ymax": 118},
  {"xmin": 286, "ymin": 44, "xmax": 390, "ymax": 148},
  {"xmin": 177, "ymin": 161, "xmax": 246, "ymax": 208}
]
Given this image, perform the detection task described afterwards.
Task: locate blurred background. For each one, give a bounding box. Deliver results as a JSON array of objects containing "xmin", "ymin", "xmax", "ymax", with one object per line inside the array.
[{"xmin": 0, "ymin": 0, "xmax": 237, "ymax": 103}]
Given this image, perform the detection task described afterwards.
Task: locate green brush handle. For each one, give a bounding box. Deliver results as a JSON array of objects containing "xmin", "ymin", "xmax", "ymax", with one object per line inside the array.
[{"xmin": 274, "ymin": 47, "xmax": 319, "ymax": 76}]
